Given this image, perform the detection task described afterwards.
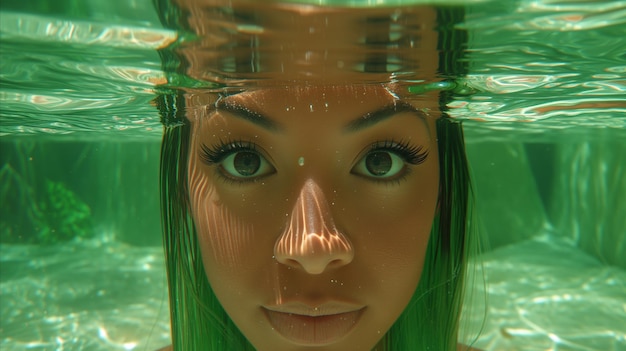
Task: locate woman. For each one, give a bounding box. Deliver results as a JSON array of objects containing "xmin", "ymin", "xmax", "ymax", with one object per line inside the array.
[{"xmin": 155, "ymin": 1, "xmax": 478, "ymax": 350}]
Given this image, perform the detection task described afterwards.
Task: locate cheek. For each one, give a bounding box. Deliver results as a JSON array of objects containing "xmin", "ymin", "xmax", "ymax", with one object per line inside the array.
[
  {"xmin": 347, "ymin": 176, "xmax": 438, "ymax": 255},
  {"xmin": 340, "ymin": 161, "xmax": 439, "ymax": 289},
  {"xmin": 188, "ymin": 157, "xmax": 258, "ymax": 273},
  {"xmin": 193, "ymin": 193, "xmax": 255, "ymax": 270},
  {"xmin": 353, "ymin": 199, "xmax": 433, "ymax": 285}
]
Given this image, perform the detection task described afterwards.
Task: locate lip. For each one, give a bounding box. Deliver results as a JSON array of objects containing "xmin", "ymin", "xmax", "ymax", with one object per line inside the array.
[{"xmin": 262, "ymin": 302, "xmax": 365, "ymax": 345}]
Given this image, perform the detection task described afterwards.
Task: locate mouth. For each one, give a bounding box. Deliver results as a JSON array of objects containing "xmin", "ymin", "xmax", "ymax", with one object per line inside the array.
[{"xmin": 262, "ymin": 302, "xmax": 365, "ymax": 345}]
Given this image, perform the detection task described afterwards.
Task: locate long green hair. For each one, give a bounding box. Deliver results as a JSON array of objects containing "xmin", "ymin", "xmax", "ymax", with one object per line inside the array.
[
  {"xmin": 159, "ymin": 94, "xmax": 251, "ymax": 350},
  {"xmin": 155, "ymin": 3, "xmax": 475, "ymax": 351}
]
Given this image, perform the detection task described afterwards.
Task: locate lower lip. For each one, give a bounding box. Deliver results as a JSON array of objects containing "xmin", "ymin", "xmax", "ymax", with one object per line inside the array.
[{"xmin": 263, "ymin": 308, "xmax": 364, "ymax": 345}]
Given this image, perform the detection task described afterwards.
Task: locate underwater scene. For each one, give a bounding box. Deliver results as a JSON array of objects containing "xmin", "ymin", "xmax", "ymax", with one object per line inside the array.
[{"xmin": 1, "ymin": 0, "xmax": 625, "ymax": 350}]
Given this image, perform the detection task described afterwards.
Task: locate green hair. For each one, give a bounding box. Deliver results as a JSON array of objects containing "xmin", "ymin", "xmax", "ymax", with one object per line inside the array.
[
  {"xmin": 156, "ymin": 3, "xmax": 475, "ymax": 351},
  {"xmin": 159, "ymin": 97, "xmax": 252, "ymax": 350}
]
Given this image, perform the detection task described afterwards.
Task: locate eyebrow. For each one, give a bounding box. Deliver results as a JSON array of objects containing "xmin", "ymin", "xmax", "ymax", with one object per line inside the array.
[
  {"xmin": 342, "ymin": 101, "xmax": 428, "ymax": 133},
  {"xmin": 214, "ymin": 100, "xmax": 283, "ymax": 132},
  {"xmin": 214, "ymin": 100, "xmax": 427, "ymax": 133}
]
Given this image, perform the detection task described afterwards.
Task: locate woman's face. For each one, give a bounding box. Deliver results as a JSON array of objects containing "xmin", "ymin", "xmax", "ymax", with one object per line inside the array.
[{"xmin": 187, "ymin": 85, "xmax": 440, "ymax": 350}]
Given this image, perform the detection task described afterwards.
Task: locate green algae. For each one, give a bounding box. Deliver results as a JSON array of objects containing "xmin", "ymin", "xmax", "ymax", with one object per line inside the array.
[{"xmin": 0, "ymin": 164, "xmax": 93, "ymax": 244}]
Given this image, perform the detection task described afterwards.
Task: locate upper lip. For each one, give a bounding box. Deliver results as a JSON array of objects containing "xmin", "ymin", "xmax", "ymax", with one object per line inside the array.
[{"xmin": 263, "ymin": 301, "xmax": 365, "ymax": 317}]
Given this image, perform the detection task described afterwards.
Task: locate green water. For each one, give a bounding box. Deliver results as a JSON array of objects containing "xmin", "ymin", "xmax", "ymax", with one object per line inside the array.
[{"xmin": 1, "ymin": 0, "xmax": 625, "ymax": 350}]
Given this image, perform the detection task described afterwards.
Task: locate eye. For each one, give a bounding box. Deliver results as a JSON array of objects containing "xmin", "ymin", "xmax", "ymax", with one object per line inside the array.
[
  {"xmin": 220, "ymin": 150, "xmax": 274, "ymax": 179},
  {"xmin": 352, "ymin": 150, "xmax": 406, "ymax": 179}
]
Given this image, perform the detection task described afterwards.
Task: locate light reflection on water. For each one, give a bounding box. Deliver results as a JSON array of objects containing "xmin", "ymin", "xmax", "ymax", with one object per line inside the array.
[
  {"xmin": 0, "ymin": 0, "xmax": 624, "ymax": 138},
  {"xmin": 0, "ymin": 237, "xmax": 171, "ymax": 351},
  {"xmin": 461, "ymin": 236, "xmax": 626, "ymax": 351}
]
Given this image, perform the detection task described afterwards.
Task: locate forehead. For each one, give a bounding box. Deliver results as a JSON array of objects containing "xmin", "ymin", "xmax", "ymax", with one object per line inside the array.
[
  {"xmin": 185, "ymin": 84, "xmax": 440, "ymax": 135},
  {"xmin": 227, "ymin": 84, "xmax": 438, "ymax": 110},
  {"xmin": 229, "ymin": 85, "xmax": 396, "ymax": 108},
  {"xmin": 183, "ymin": 88, "xmax": 438, "ymax": 150}
]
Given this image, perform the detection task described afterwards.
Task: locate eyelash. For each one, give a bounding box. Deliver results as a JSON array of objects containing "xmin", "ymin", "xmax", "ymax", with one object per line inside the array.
[
  {"xmin": 355, "ymin": 139, "xmax": 429, "ymax": 185},
  {"xmin": 365, "ymin": 139, "xmax": 429, "ymax": 166},
  {"xmin": 198, "ymin": 138, "xmax": 429, "ymax": 183},
  {"xmin": 199, "ymin": 139, "xmax": 257, "ymax": 166},
  {"xmin": 200, "ymin": 139, "xmax": 268, "ymax": 185}
]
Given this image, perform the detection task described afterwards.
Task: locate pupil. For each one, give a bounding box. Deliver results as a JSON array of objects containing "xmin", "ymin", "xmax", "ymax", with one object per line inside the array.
[
  {"xmin": 366, "ymin": 152, "xmax": 392, "ymax": 176},
  {"xmin": 234, "ymin": 152, "xmax": 260, "ymax": 176}
]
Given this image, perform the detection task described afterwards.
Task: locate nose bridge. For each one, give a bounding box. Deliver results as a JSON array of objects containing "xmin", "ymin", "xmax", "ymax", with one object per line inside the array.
[{"xmin": 274, "ymin": 179, "xmax": 354, "ymax": 274}]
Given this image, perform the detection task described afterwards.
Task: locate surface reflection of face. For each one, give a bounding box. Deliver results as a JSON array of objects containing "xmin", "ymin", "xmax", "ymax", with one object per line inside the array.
[{"xmin": 187, "ymin": 85, "xmax": 439, "ymax": 350}]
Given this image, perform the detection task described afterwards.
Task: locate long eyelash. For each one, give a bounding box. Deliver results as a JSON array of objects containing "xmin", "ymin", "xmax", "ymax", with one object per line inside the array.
[
  {"xmin": 199, "ymin": 139, "xmax": 257, "ymax": 165},
  {"xmin": 369, "ymin": 139, "xmax": 429, "ymax": 165}
]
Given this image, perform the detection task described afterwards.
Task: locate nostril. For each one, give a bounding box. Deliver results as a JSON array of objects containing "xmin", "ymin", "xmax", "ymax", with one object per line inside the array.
[
  {"xmin": 275, "ymin": 253, "xmax": 354, "ymax": 274},
  {"xmin": 283, "ymin": 258, "xmax": 301, "ymax": 269},
  {"xmin": 328, "ymin": 251, "xmax": 354, "ymax": 267},
  {"xmin": 327, "ymin": 259, "xmax": 346, "ymax": 270}
]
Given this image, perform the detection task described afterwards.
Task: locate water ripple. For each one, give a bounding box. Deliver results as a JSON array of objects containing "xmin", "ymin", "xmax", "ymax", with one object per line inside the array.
[
  {"xmin": 462, "ymin": 237, "xmax": 626, "ymax": 351},
  {"xmin": 0, "ymin": 239, "xmax": 171, "ymax": 351},
  {"xmin": 0, "ymin": 0, "xmax": 624, "ymax": 137},
  {"xmin": 0, "ymin": 12, "xmax": 176, "ymax": 49}
]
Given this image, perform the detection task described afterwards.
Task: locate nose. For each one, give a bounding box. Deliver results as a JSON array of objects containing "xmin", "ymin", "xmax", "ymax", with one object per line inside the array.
[{"xmin": 274, "ymin": 179, "xmax": 354, "ymax": 274}]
